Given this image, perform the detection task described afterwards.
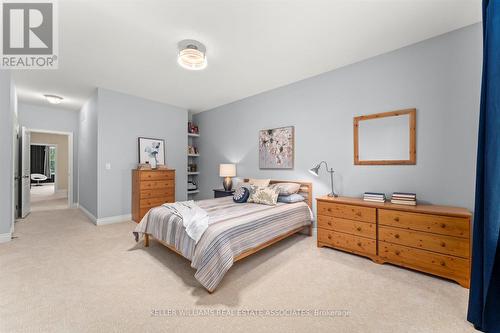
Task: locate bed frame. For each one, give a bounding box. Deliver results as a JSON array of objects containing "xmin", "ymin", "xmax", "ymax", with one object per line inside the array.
[{"xmin": 143, "ymin": 179, "xmax": 313, "ymax": 292}]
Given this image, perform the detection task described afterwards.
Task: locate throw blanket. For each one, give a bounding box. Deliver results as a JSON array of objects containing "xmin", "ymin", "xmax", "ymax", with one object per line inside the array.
[
  {"xmin": 133, "ymin": 197, "xmax": 312, "ymax": 292},
  {"xmin": 160, "ymin": 201, "xmax": 208, "ymax": 243}
]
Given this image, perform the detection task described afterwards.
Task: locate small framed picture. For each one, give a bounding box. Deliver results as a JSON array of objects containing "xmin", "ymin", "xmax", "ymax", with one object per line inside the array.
[{"xmin": 138, "ymin": 137, "xmax": 166, "ymax": 165}]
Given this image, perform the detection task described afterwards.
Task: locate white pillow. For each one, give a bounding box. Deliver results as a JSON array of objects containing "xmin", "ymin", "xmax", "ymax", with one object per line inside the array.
[
  {"xmin": 270, "ymin": 182, "xmax": 301, "ymax": 196},
  {"xmin": 248, "ymin": 178, "xmax": 271, "ymax": 187}
]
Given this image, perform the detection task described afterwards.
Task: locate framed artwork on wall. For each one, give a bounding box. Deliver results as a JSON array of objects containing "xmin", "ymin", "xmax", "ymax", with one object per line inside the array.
[
  {"xmin": 138, "ymin": 137, "xmax": 165, "ymax": 167},
  {"xmin": 259, "ymin": 126, "xmax": 294, "ymax": 169}
]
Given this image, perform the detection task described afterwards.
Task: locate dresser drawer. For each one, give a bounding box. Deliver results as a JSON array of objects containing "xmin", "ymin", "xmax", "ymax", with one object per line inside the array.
[
  {"xmin": 139, "ymin": 171, "xmax": 175, "ymax": 181},
  {"xmin": 379, "ymin": 241, "xmax": 470, "ymax": 283},
  {"xmin": 317, "ymin": 215, "xmax": 376, "ymax": 239},
  {"xmin": 140, "ymin": 188, "xmax": 174, "ymax": 199},
  {"xmin": 318, "ymin": 228, "xmax": 376, "ymax": 256},
  {"xmin": 140, "ymin": 196, "xmax": 174, "ymax": 208},
  {"xmin": 317, "ymin": 201, "xmax": 376, "ymax": 223},
  {"xmin": 379, "ymin": 226, "xmax": 469, "ymax": 258},
  {"xmin": 378, "ymin": 209, "xmax": 469, "ymax": 238},
  {"xmin": 140, "ymin": 180, "xmax": 174, "ymax": 190}
]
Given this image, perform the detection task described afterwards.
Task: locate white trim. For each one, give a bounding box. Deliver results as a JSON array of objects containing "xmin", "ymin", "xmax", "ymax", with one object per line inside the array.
[
  {"xmin": 79, "ymin": 204, "xmax": 97, "ymax": 224},
  {"xmin": 79, "ymin": 205, "xmax": 130, "ymax": 226},
  {"xmin": 95, "ymin": 214, "xmax": 131, "ymax": 226},
  {"xmin": 28, "ymin": 128, "xmax": 73, "ymax": 209},
  {"xmin": 0, "ymin": 233, "xmax": 12, "ymax": 244}
]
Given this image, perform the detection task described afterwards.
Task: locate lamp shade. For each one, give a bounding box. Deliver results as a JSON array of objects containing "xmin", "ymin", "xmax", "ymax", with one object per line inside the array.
[
  {"xmin": 219, "ymin": 164, "xmax": 236, "ymax": 177},
  {"xmin": 309, "ymin": 164, "xmax": 321, "ymax": 176}
]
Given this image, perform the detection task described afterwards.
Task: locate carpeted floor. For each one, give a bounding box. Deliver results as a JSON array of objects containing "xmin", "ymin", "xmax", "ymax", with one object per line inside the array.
[
  {"xmin": 30, "ymin": 184, "xmax": 68, "ymax": 212},
  {"xmin": 0, "ymin": 208, "xmax": 477, "ymax": 333}
]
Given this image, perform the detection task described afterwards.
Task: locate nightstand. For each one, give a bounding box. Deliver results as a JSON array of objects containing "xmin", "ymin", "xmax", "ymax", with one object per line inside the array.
[{"xmin": 213, "ymin": 189, "xmax": 235, "ymax": 198}]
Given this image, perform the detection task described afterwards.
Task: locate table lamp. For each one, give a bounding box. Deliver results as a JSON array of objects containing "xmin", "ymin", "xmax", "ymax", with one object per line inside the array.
[{"xmin": 219, "ymin": 164, "xmax": 236, "ymax": 191}]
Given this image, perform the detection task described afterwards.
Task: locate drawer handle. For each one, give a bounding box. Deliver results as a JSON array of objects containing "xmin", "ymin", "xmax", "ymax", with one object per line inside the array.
[
  {"xmin": 327, "ymin": 221, "xmax": 332, "ymax": 226},
  {"xmin": 440, "ymin": 261, "xmax": 446, "ymax": 267},
  {"xmin": 328, "ymin": 234, "xmax": 332, "ymax": 240},
  {"xmin": 395, "ymin": 250, "xmax": 400, "ymax": 256},
  {"xmin": 355, "ymin": 212, "xmax": 362, "ymax": 217},
  {"xmin": 394, "ymin": 234, "xmax": 400, "ymax": 239},
  {"xmin": 440, "ymin": 223, "xmax": 446, "ymax": 228},
  {"xmin": 394, "ymin": 217, "xmax": 400, "ymax": 222},
  {"xmin": 440, "ymin": 242, "xmax": 446, "ymax": 247},
  {"xmin": 356, "ymin": 242, "xmax": 362, "ymax": 247},
  {"xmin": 327, "ymin": 208, "xmax": 332, "ymax": 212},
  {"xmin": 356, "ymin": 227, "xmax": 362, "ymax": 232}
]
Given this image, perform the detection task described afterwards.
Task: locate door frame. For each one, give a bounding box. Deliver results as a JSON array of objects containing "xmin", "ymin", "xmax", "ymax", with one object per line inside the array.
[
  {"xmin": 30, "ymin": 143, "xmax": 58, "ymax": 191},
  {"xmin": 28, "ymin": 129, "xmax": 73, "ymax": 208}
]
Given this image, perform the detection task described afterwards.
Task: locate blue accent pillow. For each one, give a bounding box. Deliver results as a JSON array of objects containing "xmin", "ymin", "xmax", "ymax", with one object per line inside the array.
[
  {"xmin": 233, "ymin": 186, "xmax": 250, "ymax": 203},
  {"xmin": 277, "ymin": 193, "xmax": 305, "ymax": 203}
]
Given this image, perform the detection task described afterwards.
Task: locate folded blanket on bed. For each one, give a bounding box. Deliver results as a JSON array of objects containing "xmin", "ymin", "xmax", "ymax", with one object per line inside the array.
[
  {"xmin": 161, "ymin": 201, "xmax": 209, "ymax": 243},
  {"xmin": 133, "ymin": 200, "xmax": 209, "ymax": 244}
]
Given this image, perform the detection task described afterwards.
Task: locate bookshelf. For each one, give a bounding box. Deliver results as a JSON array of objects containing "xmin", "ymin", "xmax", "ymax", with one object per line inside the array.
[{"xmin": 187, "ymin": 121, "xmax": 200, "ymax": 197}]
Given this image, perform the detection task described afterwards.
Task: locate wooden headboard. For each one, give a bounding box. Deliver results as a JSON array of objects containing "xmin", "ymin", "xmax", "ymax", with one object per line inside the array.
[{"xmin": 243, "ymin": 179, "xmax": 313, "ymax": 209}]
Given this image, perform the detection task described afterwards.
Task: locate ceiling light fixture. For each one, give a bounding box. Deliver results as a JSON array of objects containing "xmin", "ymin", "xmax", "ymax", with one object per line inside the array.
[
  {"xmin": 177, "ymin": 39, "xmax": 207, "ymax": 70},
  {"xmin": 44, "ymin": 94, "xmax": 64, "ymax": 104}
]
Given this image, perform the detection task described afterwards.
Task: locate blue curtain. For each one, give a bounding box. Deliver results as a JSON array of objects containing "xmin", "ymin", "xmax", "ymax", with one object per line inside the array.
[{"xmin": 467, "ymin": 1, "xmax": 500, "ymax": 332}]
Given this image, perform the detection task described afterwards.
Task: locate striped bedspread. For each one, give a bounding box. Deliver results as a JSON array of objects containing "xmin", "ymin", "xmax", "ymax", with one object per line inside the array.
[{"xmin": 134, "ymin": 197, "xmax": 313, "ymax": 291}]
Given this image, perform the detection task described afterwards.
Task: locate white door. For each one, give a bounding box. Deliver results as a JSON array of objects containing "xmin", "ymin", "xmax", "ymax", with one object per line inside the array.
[{"xmin": 20, "ymin": 127, "xmax": 31, "ymax": 218}]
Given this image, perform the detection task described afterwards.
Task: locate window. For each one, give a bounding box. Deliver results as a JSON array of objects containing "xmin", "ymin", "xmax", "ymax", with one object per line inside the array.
[{"xmin": 49, "ymin": 146, "xmax": 56, "ymax": 176}]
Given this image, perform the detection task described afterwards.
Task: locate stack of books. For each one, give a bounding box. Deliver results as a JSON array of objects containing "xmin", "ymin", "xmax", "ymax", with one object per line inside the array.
[
  {"xmin": 363, "ymin": 192, "xmax": 386, "ymax": 203},
  {"xmin": 391, "ymin": 192, "xmax": 417, "ymax": 205}
]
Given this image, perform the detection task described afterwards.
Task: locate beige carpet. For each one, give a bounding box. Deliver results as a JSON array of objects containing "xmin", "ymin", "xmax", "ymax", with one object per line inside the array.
[
  {"xmin": 0, "ymin": 208, "xmax": 477, "ymax": 333},
  {"xmin": 30, "ymin": 184, "xmax": 68, "ymax": 212}
]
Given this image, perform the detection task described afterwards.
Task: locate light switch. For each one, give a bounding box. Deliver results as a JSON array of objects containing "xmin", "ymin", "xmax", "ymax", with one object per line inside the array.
[{"xmin": 105, "ymin": 163, "xmax": 111, "ymax": 170}]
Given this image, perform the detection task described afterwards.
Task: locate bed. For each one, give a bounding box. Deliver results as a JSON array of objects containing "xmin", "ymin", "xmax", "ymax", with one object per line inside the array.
[{"xmin": 133, "ymin": 180, "xmax": 313, "ymax": 292}]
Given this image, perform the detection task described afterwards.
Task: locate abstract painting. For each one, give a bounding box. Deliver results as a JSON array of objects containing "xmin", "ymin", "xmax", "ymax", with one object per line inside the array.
[{"xmin": 259, "ymin": 126, "xmax": 294, "ymax": 169}]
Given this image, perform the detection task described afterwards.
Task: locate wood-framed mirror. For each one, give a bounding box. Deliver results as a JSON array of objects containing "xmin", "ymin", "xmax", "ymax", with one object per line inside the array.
[{"xmin": 354, "ymin": 108, "xmax": 416, "ymax": 165}]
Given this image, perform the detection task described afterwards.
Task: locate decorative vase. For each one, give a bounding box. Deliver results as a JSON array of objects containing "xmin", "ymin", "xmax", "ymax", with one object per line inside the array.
[{"xmin": 150, "ymin": 157, "xmax": 157, "ymax": 169}]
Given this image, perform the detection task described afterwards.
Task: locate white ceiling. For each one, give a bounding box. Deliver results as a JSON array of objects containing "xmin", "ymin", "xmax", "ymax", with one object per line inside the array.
[{"xmin": 13, "ymin": 0, "xmax": 481, "ymax": 112}]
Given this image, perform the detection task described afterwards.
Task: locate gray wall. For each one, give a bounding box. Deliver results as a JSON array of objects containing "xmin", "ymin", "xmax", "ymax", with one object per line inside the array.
[
  {"xmin": 194, "ymin": 23, "xmax": 482, "ymax": 213},
  {"xmin": 78, "ymin": 91, "xmax": 99, "ymax": 217},
  {"xmin": 97, "ymin": 88, "xmax": 188, "ymax": 218},
  {"xmin": 18, "ymin": 103, "xmax": 79, "ymax": 203},
  {"xmin": 0, "ymin": 70, "xmax": 15, "ymax": 236}
]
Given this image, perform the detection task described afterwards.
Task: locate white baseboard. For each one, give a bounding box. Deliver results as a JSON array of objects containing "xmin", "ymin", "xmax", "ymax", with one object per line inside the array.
[
  {"xmin": 70, "ymin": 203, "xmax": 79, "ymax": 209},
  {"xmin": 0, "ymin": 232, "xmax": 12, "ymax": 244},
  {"xmin": 96, "ymin": 214, "xmax": 131, "ymax": 226},
  {"xmin": 56, "ymin": 189, "xmax": 68, "ymax": 195},
  {"xmin": 79, "ymin": 205, "xmax": 97, "ymax": 224},
  {"xmin": 78, "ymin": 205, "xmax": 130, "ymax": 226}
]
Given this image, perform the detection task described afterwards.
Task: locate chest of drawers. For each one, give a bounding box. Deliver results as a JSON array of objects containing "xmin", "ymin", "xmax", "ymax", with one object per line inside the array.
[
  {"xmin": 316, "ymin": 196, "xmax": 471, "ymax": 288},
  {"xmin": 132, "ymin": 169, "xmax": 175, "ymax": 222}
]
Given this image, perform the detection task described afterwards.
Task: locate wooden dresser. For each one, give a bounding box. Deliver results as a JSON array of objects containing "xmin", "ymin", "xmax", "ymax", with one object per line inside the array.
[
  {"xmin": 132, "ymin": 169, "xmax": 175, "ymax": 223},
  {"xmin": 316, "ymin": 196, "xmax": 471, "ymax": 288}
]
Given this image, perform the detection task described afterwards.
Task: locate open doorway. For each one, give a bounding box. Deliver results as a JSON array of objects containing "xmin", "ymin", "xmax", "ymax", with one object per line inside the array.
[{"xmin": 19, "ymin": 128, "xmax": 73, "ymax": 216}]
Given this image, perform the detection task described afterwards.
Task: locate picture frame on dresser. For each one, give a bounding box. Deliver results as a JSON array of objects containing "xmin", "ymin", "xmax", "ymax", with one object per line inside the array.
[{"xmin": 138, "ymin": 137, "xmax": 166, "ymax": 165}]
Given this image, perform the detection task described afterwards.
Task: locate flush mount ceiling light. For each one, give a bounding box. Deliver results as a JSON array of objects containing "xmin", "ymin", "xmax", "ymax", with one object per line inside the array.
[
  {"xmin": 44, "ymin": 94, "xmax": 63, "ymax": 104},
  {"xmin": 177, "ymin": 39, "xmax": 207, "ymax": 70}
]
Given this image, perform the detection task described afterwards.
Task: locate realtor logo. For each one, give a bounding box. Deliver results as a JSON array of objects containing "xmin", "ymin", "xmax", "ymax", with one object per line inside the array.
[{"xmin": 1, "ymin": 0, "xmax": 58, "ymax": 69}]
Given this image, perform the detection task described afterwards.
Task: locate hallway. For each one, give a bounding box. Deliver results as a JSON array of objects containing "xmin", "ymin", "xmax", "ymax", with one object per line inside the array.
[{"xmin": 30, "ymin": 183, "xmax": 68, "ymax": 212}]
